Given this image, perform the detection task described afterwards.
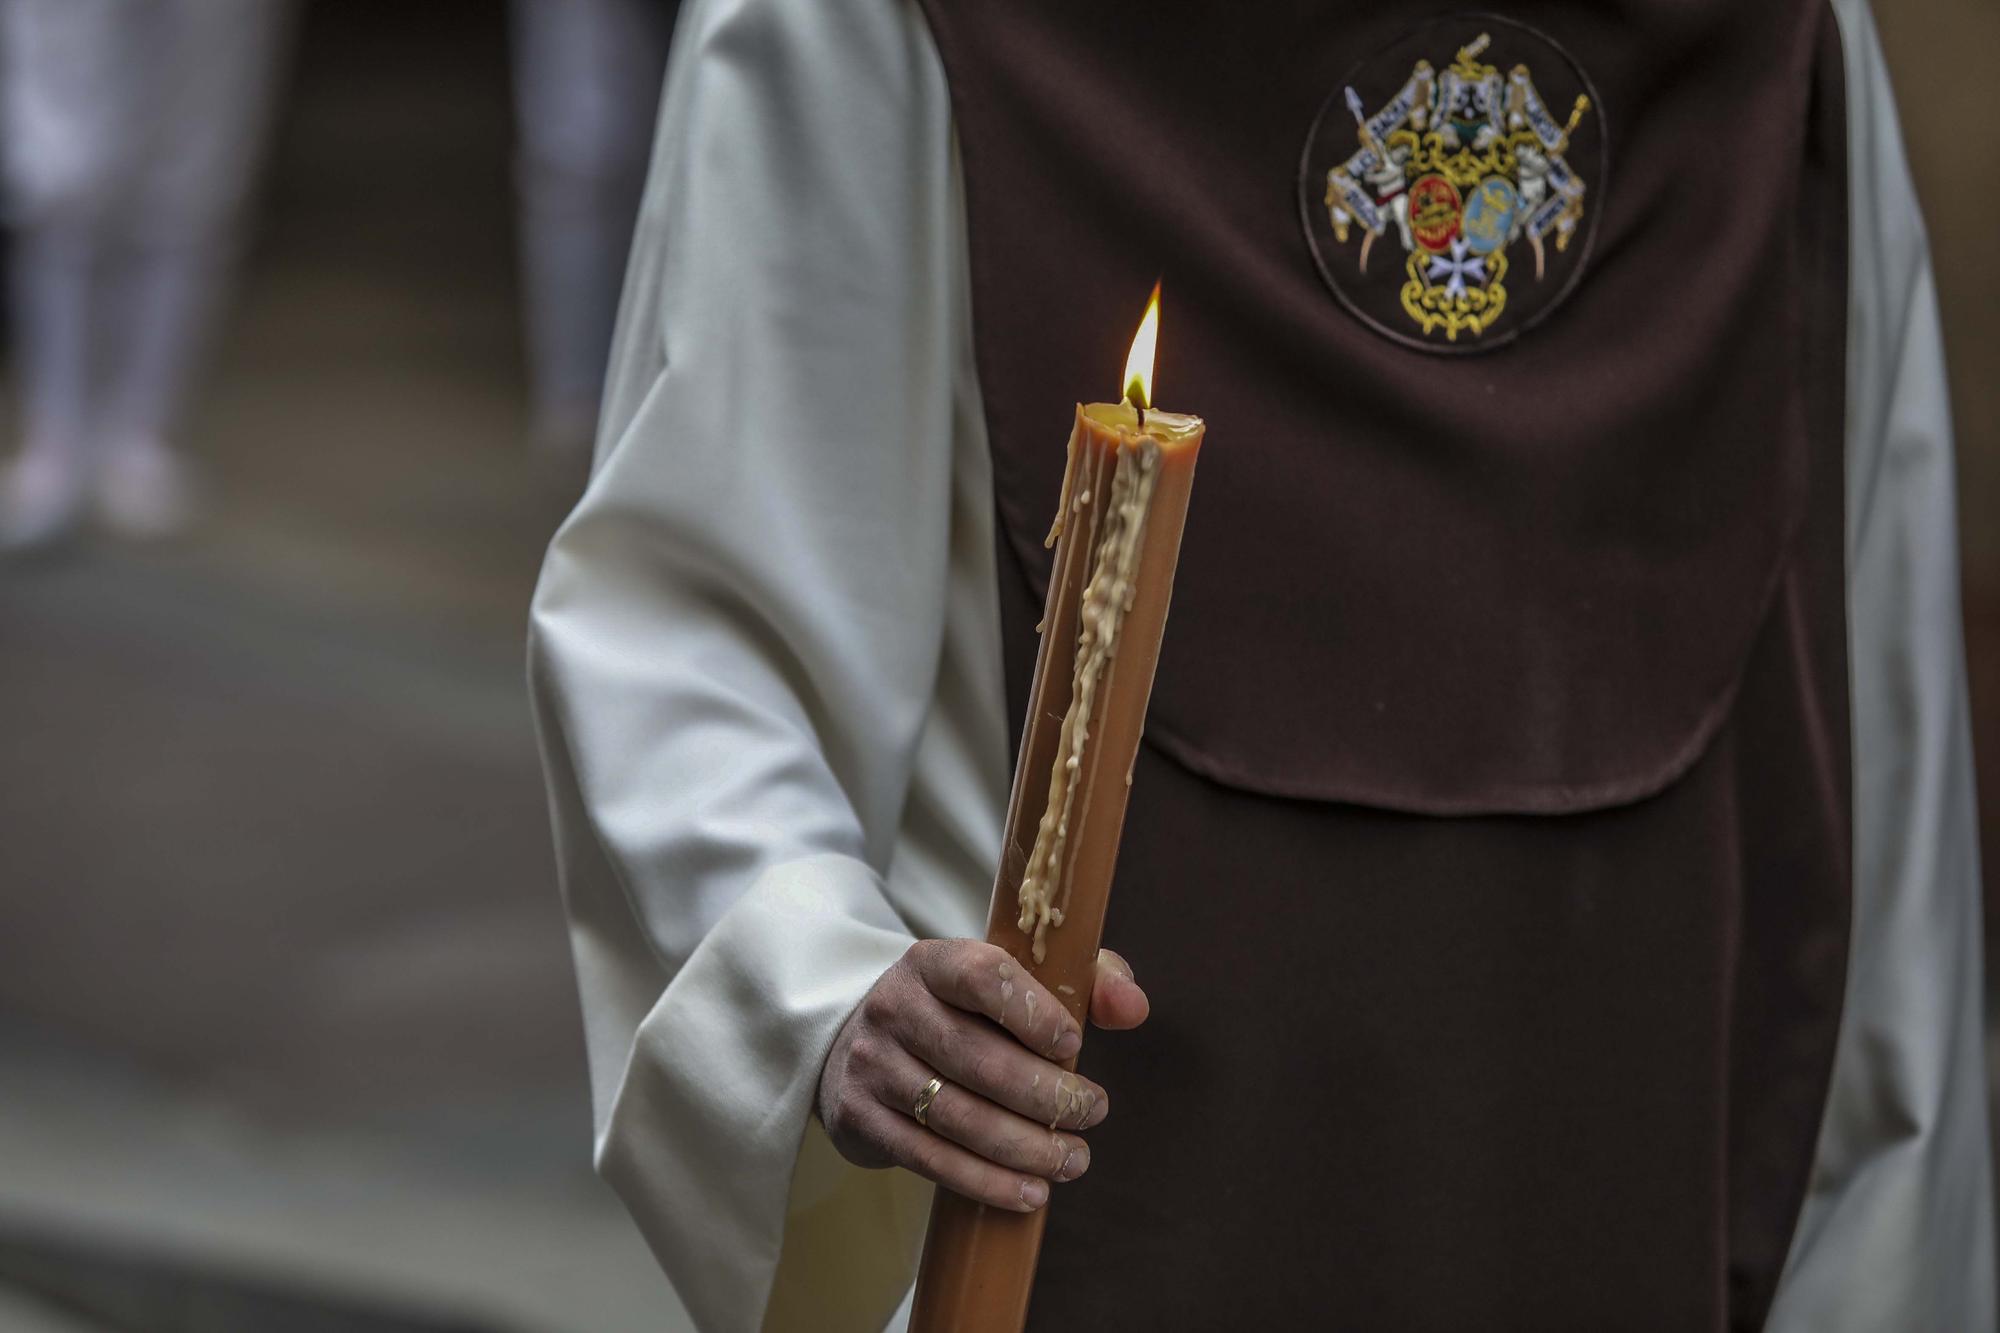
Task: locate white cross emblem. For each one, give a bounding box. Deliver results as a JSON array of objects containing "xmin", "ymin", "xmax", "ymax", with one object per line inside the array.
[{"xmin": 1425, "ymin": 238, "xmax": 1488, "ymax": 300}]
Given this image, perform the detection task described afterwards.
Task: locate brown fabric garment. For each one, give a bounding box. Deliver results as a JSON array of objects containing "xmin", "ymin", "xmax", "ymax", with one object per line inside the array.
[{"xmin": 914, "ymin": 1, "xmax": 1853, "ymax": 1326}]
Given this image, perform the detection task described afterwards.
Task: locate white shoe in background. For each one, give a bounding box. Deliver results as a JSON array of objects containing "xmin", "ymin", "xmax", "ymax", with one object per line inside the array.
[
  {"xmin": 93, "ymin": 435, "xmax": 204, "ymax": 540},
  {"xmin": 0, "ymin": 439, "xmax": 91, "ymax": 551}
]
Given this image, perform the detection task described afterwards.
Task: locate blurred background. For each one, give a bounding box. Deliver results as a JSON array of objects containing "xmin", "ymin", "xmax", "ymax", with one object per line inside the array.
[
  {"xmin": 0, "ymin": 1, "xmax": 688, "ymax": 1329},
  {"xmin": 0, "ymin": 2, "xmax": 1992, "ymax": 1330}
]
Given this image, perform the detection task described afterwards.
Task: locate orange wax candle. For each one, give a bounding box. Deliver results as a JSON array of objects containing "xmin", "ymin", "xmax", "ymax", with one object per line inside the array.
[{"xmin": 909, "ymin": 286, "xmax": 1204, "ymax": 1333}]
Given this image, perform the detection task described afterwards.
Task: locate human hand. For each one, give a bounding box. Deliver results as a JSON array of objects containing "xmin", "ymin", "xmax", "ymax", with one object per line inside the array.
[{"xmin": 816, "ymin": 939, "xmax": 1148, "ymax": 1211}]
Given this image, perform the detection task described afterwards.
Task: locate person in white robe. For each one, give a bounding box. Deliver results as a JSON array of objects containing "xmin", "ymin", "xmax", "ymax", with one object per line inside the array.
[{"xmin": 527, "ymin": 0, "xmax": 1996, "ymax": 1327}]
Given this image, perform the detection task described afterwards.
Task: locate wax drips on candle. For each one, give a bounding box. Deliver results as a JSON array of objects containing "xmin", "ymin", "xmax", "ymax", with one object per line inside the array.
[
  {"xmin": 1038, "ymin": 487, "xmax": 1097, "ymax": 633},
  {"xmin": 1050, "ymin": 1072, "xmax": 1097, "ymax": 1130},
  {"xmin": 1044, "ymin": 428, "xmax": 1083, "ymax": 549},
  {"xmin": 1017, "ymin": 437, "xmax": 1162, "ymax": 962}
]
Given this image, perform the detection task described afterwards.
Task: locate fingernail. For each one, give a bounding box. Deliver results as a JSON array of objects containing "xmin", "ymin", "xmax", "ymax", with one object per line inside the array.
[
  {"xmin": 1060, "ymin": 1141, "xmax": 1090, "ymax": 1180},
  {"xmin": 1052, "ymin": 1027, "xmax": 1081, "ymax": 1060},
  {"xmin": 1020, "ymin": 1178, "xmax": 1049, "ymax": 1210}
]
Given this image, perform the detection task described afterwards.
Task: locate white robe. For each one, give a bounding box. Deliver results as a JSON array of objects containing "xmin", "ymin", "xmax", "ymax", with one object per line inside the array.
[{"xmin": 527, "ymin": 1, "xmax": 1996, "ymax": 1328}]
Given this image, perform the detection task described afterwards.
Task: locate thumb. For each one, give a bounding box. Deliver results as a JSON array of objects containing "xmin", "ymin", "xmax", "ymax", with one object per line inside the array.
[{"xmin": 1089, "ymin": 948, "xmax": 1150, "ymax": 1030}]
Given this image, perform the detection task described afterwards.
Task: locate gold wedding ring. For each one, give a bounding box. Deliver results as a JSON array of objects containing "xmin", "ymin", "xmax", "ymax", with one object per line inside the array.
[{"xmin": 913, "ymin": 1075, "xmax": 944, "ymax": 1127}]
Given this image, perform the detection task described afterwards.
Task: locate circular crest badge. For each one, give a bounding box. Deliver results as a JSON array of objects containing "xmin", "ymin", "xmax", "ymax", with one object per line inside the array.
[{"xmin": 1298, "ymin": 15, "xmax": 1607, "ymax": 353}]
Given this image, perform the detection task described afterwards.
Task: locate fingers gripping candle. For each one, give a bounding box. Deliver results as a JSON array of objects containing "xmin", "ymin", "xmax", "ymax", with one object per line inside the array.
[{"xmin": 910, "ymin": 284, "xmax": 1204, "ymax": 1333}]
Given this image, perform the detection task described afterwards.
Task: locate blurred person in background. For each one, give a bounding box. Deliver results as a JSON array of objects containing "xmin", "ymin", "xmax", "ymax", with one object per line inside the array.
[
  {"xmin": 510, "ymin": 0, "xmax": 679, "ymax": 458},
  {"xmin": 0, "ymin": 0, "xmax": 292, "ymax": 549}
]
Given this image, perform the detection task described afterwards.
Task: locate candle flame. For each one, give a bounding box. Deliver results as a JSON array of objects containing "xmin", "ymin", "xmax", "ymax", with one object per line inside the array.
[{"xmin": 1122, "ymin": 281, "xmax": 1161, "ymax": 410}]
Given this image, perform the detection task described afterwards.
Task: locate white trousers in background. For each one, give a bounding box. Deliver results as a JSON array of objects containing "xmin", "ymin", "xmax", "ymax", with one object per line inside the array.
[
  {"xmin": 0, "ymin": 0, "xmax": 291, "ymax": 457},
  {"xmin": 510, "ymin": 0, "xmax": 678, "ymax": 444}
]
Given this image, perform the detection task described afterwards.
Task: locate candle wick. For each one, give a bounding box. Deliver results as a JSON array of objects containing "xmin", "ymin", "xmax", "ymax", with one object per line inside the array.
[{"xmin": 1130, "ymin": 396, "xmax": 1146, "ymax": 432}]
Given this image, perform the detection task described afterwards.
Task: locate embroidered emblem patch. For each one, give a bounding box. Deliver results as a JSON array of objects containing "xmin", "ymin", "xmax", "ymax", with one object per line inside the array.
[{"xmin": 1298, "ymin": 17, "xmax": 1606, "ymax": 353}]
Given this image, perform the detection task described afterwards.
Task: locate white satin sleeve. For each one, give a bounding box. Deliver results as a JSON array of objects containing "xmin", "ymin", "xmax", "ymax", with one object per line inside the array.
[
  {"xmin": 526, "ymin": 0, "xmax": 1005, "ymax": 1327},
  {"xmin": 1769, "ymin": 4, "xmax": 1997, "ymax": 1328}
]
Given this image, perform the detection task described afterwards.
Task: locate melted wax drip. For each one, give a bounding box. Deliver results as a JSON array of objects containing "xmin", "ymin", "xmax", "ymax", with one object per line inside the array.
[{"xmin": 1016, "ymin": 437, "xmax": 1161, "ymax": 962}]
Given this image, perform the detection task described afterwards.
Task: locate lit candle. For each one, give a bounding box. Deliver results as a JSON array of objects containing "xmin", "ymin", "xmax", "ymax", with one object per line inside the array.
[{"xmin": 909, "ymin": 284, "xmax": 1205, "ymax": 1333}]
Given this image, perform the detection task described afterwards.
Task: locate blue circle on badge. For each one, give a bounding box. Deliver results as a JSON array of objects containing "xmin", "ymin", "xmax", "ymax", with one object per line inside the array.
[{"xmin": 1460, "ymin": 177, "xmax": 1518, "ymax": 256}]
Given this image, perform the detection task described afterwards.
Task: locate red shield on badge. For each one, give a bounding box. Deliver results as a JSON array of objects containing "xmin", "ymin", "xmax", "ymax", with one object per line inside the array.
[{"xmin": 1408, "ymin": 174, "xmax": 1463, "ymax": 253}]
